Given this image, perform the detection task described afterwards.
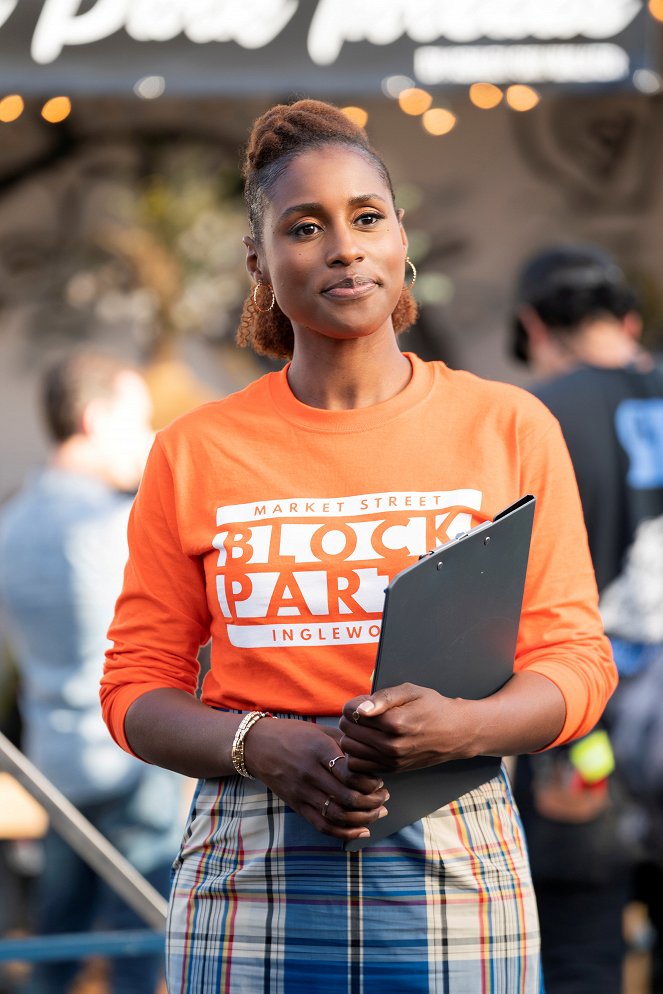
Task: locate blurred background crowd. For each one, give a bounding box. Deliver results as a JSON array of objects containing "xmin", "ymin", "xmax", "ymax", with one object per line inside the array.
[{"xmin": 1, "ymin": 1, "xmax": 663, "ymax": 992}]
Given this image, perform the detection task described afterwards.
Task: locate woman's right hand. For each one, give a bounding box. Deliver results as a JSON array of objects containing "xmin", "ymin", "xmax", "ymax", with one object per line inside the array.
[{"xmin": 243, "ymin": 717, "xmax": 389, "ymax": 842}]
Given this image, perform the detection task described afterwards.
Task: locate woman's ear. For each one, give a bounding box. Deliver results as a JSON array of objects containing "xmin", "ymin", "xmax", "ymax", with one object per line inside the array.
[
  {"xmin": 243, "ymin": 235, "xmax": 264, "ymax": 282},
  {"xmin": 396, "ymin": 208, "xmax": 408, "ymax": 254}
]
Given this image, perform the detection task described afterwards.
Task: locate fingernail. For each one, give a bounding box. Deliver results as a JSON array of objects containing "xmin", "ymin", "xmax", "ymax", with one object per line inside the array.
[
  {"xmin": 378, "ymin": 807, "xmax": 389, "ymax": 818},
  {"xmin": 376, "ymin": 781, "xmax": 384, "ymax": 790},
  {"xmin": 358, "ymin": 701, "xmax": 375, "ymax": 714},
  {"xmin": 359, "ymin": 830, "xmax": 371, "ymax": 837},
  {"xmin": 383, "ymin": 791, "xmax": 390, "ymax": 801}
]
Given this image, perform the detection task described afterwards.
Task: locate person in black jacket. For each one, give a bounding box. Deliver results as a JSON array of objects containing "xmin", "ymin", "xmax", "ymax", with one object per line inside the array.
[{"xmin": 510, "ymin": 243, "xmax": 663, "ymax": 994}]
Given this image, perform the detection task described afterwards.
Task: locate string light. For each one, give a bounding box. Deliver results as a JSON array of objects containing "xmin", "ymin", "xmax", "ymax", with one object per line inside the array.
[
  {"xmin": 41, "ymin": 96, "xmax": 71, "ymax": 123},
  {"xmin": 505, "ymin": 85, "xmax": 540, "ymax": 111},
  {"xmin": 633, "ymin": 68, "xmax": 663, "ymax": 93},
  {"xmin": 381, "ymin": 75, "xmax": 414, "ymax": 98},
  {"xmin": 422, "ymin": 108, "xmax": 457, "ymax": 136},
  {"xmin": 341, "ymin": 106, "xmax": 368, "ymax": 128},
  {"xmin": 469, "ymin": 83, "xmax": 503, "ymax": 109},
  {"xmin": 133, "ymin": 75, "xmax": 166, "ymax": 99},
  {"xmin": 398, "ymin": 87, "xmax": 433, "ymax": 116},
  {"xmin": 0, "ymin": 94, "xmax": 24, "ymax": 122},
  {"xmin": 648, "ymin": 0, "xmax": 663, "ymax": 22}
]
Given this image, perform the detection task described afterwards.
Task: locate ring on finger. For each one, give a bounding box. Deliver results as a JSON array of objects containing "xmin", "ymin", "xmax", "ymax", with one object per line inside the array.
[
  {"xmin": 322, "ymin": 796, "xmax": 332, "ymax": 818},
  {"xmin": 328, "ymin": 755, "xmax": 344, "ymax": 770},
  {"xmin": 351, "ymin": 710, "xmax": 361, "ymax": 724}
]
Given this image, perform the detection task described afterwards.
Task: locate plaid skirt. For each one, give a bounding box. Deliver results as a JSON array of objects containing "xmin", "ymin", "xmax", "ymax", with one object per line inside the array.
[{"xmin": 166, "ymin": 745, "xmax": 540, "ymax": 994}]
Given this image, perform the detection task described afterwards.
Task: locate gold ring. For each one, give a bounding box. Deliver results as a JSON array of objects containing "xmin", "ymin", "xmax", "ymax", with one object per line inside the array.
[
  {"xmin": 328, "ymin": 756, "xmax": 344, "ymax": 770},
  {"xmin": 322, "ymin": 796, "xmax": 332, "ymax": 818}
]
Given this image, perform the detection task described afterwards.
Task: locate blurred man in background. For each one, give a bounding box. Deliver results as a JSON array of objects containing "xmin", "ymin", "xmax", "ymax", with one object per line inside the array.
[
  {"xmin": 510, "ymin": 244, "xmax": 663, "ymax": 993},
  {"xmin": 0, "ymin": 351, "xmax": 184, "ymax": 994}
]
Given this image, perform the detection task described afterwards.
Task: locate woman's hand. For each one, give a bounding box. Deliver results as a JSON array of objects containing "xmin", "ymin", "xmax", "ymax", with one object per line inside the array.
[
  {"xmin": 243, "ymin": 717, "xmax": 390, "ymax": 842},
  {"xmin": 339, "ymin": 683, "xmax": 474, "ymax": 775}
]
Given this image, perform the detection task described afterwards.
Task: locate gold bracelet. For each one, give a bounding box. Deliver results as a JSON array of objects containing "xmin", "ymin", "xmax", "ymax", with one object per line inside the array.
[{"xmin": 231, "ymin": 711, "xmax": 273, "ymax": 779}]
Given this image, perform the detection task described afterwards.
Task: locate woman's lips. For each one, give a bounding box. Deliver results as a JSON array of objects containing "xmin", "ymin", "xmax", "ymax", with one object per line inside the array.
[{"xmin": 322, "ymin": 275, "xmax": 378, "ymax": 298}]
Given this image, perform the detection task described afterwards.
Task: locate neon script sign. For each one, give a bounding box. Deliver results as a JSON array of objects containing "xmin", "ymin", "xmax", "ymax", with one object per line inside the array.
[{"xmin": 0, "ymin": 0, "xmax": 644, "ymax": 66}]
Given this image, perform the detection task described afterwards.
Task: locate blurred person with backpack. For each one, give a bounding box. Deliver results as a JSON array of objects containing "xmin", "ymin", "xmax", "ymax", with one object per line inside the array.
[{"xmin": 510, "ymin": 244, "xmax": 663, "ymax": 993}]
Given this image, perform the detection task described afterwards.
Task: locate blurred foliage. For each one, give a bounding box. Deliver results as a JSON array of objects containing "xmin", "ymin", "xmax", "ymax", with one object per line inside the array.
[
  {"xmin": 0, "ymin": 138, "xmax": 251, "ymax": 360},
  {"xmin": 94, "ymin": 144, "xmax": 249, "ymax": 353}
]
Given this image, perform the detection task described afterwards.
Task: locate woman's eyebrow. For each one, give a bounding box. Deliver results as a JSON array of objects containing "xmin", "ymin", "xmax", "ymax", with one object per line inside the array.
[
  {"xmin": 277, "ymin": 202, "xmax": 322, "ymax": 223},
  {"xmin": 277, "ymin": 193, "xmax": 389, "ymax": 224}
]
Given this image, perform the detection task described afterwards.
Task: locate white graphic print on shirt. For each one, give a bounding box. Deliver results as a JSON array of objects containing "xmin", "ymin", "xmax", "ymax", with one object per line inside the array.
[{"xmin": 213, "ymin": 489, "xmax": 482, "ymax": 648}]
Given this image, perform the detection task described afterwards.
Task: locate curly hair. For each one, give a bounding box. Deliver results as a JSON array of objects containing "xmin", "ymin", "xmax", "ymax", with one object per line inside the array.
[{"xmin": 237, "ymin": 99, "xmax": 417, "ymax": 360}]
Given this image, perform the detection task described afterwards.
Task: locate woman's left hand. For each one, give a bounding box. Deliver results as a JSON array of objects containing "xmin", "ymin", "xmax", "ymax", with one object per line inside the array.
[{"xmin": 339, "ymin": 683, "xmax": 474, "ymax": 775}]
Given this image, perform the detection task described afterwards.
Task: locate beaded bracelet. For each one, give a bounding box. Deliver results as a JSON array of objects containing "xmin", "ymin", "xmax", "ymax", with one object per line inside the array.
[{"xmin": 231, "ymin": 711, "xmax": 274, "ymax": 779}]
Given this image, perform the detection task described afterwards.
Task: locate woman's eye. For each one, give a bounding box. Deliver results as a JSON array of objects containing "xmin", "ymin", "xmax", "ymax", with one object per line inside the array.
[
  {"xmin": 355, "ymin": 212, "xmax": 383, "ymax": 227},
  {"xmin": 292, "ymin": 222, "xmax": 320, "ymax": 237}
]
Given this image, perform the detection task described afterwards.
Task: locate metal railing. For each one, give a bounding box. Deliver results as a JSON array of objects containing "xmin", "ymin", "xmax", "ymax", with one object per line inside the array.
[{"xmin": 0, "ymin": 729, "xmax": 167, "ymax": 963}]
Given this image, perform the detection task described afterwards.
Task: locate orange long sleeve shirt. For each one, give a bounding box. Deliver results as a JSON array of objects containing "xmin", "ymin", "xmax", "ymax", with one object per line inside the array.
[{"xmin": 101, "ymin": 354, "xmax": 617, "ymax": 754}]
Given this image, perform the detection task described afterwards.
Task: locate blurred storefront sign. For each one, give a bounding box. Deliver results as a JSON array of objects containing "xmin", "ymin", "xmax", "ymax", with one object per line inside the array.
[{"xmin": 0, "ymin": 0, "xmax": 658, "ymax": 94}]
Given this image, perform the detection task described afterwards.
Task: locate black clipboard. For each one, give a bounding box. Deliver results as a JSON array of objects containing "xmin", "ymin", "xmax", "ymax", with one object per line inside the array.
[{"xmin": 344, "ymin": 495, "xmax": 535, "ymax": 851}]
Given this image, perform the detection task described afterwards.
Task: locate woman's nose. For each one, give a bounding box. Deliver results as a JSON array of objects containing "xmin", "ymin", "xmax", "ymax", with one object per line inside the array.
[{"xmin": 325, "ymin": 225, "xmax": 364, "ymax": 267}]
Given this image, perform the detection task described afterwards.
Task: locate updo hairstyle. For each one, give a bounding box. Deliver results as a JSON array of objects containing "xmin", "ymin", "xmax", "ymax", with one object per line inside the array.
[{"xmin": 236, "ymin": 99, "xmax": 417, "ymax": 359}]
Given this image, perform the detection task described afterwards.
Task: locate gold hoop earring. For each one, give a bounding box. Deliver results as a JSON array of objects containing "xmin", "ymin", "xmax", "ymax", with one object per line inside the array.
[
  {"xmin": 253, "ymin": 282, "xmax": 275, "ymax": 314},
  {"xmin": 405, "ymin": 256, "xmax": 417, "ymax": 291}
]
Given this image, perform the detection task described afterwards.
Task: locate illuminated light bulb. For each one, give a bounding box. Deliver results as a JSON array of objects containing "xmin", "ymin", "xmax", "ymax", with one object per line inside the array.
[
  {"xmin": 398, "ymin": 87, "xmax": 433, "ymax": 116},
  {"xmin": 341, "ymin": 106, "xmax": 368, "ymax": 128},
  {"xmin": 422, "ymin": 108, "xmax": 457, "ymax": 136},
  {"xmin": 381, "ymin": 74, "xmax": 414, "ymax": 99},
  {"xmin": 633, "ymin": 68, "xmax": 663, "ymax": 93},
  {"xmin": 133, "ymin": 75, "xmax": 166, "ymax": 99},
  {"xmin": 41, "ymin": 96, "xmax": 71, "ymax": 123},
  {"xmin": 469, "ymin": 82, "xmax": 503, "ymax": 109},
  {"xmin": 648, "ymin": 0, "xmax": 663, "ymax": 22},
  {"xmin": 0, "ymin": 94, "xmax": 24, "ymax": 122},
  {"xmin": 505, "ymin": 85, "xmax": 540, "ymax": 112}
]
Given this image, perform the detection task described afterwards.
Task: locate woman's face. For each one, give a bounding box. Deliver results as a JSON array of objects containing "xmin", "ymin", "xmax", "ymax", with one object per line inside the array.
[{"xmin": 248, "ymin": 144, "xmax": 408, "ymax": 344}]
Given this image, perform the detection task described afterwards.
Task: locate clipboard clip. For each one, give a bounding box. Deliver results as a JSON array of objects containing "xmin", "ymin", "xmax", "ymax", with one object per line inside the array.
[
  {"xmin": 418, "ymin": 530, "xmax": 470, "ymax": 561},
  {"xmin": 417, "ymin": 525, "xmax": 483, "ymax": 563}
]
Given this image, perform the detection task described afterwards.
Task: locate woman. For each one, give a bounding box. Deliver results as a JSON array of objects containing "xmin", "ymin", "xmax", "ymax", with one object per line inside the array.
[{"xmin": 101, "ymin": 99, "xmax": 616, "ymax": 993}]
